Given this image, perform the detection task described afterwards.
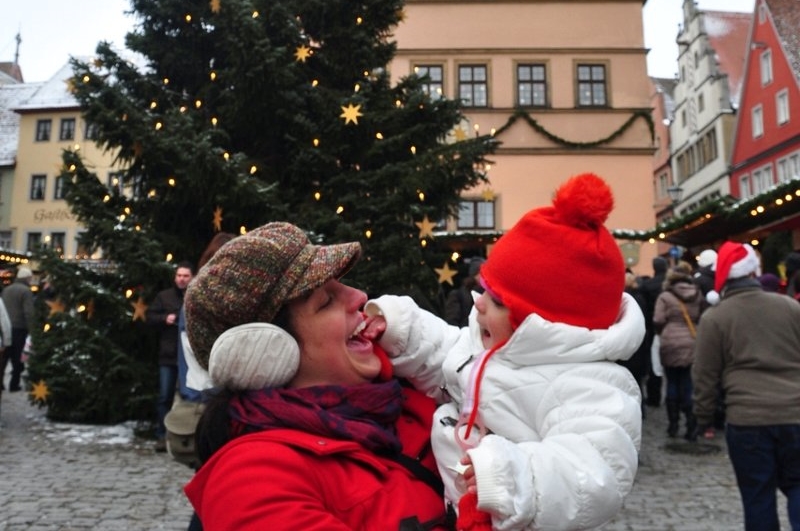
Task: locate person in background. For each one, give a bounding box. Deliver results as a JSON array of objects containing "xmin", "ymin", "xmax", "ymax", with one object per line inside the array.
[
  {"xmin": 175, "ymin": 234, "xmax": 235, "ymax": 405},
  {"xmin": 183, "ymin": 223, "xmax": 452, "ymax": 530},
  {"xmin": 0, "ymin": 296, "xmax": 14, "ymax": 409},
  {"xmin": 620, "ymin": 269, "xmax": 649, "ymax": 418},
  {"xmin": 1, "ymin": 267, "xmax": 34, "ymax": 392},
  {"xmin": 444, "ymin": 257, "xmax": 485, "ymax": 327},
  {"xmin": 146, "ymin": 261, "xmax": 194, "ymax": 453},
  {"xmin": 758, "ymin": 273, "xmax": 781, "ymax": 293},
  {"xmin": 693, "ymin": 241, "xmax": 800, "ymax": 531},
  {"xmin": 693, "ymin": 249, "xmax": 717, "ymax": 296},
  {"xmin": 364, "ymin": 173, "xmax": 643, "ymax": 530},
  {"xmin": 783, "ymin": 251, "xmax": 800, "ymax": 298},
  {"xmin": 639, "ymin": 256, "xmax": 668, "ymax": 407},
  {"xmin": 653, "ymin": 261, "xmax": 703, "ymax": 440}
]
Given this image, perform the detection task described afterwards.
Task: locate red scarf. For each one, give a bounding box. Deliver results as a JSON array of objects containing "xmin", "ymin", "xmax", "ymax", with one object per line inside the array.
[{"xmin": 228, "ymin": 380, "xmax": 404, "ymax": 454}]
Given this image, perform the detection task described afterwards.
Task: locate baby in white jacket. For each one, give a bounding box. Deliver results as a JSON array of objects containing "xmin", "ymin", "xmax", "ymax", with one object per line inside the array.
[{"xmin": 363, "ymin": 173, "xmax": 644, "ymax": 531}]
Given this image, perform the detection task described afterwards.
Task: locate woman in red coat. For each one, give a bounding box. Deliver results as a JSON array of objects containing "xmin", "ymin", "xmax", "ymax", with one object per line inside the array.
[{"xmin": 183, "ymin": 222, "xmax": 451, "ymax": 531}]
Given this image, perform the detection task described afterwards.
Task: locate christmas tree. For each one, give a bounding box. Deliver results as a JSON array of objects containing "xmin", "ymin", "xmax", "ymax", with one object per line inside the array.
[{"xmin": 27, "ymin": 0, "xmax": 496, "ymax": 423}]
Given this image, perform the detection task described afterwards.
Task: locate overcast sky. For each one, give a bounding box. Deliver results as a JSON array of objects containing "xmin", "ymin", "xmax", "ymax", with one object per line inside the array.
[{"xmin": 1, "ymin": 0, "xmax": 755, "ymax": 84}]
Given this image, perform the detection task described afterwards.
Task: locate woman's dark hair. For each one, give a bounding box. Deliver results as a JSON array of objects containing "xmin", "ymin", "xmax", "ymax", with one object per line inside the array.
[
  {"xmin": 195, "ymin": 304, "xmax": 295, "ymax": 464},
  {"xmin": 198, "ymin": 233, "xmax": 235, "ymax": 270}
]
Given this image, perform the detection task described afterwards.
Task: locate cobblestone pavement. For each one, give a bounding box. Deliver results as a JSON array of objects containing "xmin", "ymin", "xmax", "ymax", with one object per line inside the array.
[{"xmin": 0, "ymin": 376, "xmax": 791, "ymax": 530}]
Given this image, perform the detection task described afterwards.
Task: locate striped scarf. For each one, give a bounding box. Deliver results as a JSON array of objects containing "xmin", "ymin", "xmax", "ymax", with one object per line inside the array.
[{"xmin": 228, "ymin": 380, "xmax": 404, "ymax": 453}]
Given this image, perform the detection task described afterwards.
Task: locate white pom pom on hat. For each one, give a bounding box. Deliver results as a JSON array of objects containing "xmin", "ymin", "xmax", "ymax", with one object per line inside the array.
[
  {"xmin": 697, "ymin": 249, "xmax": 717, "ymax": 269},
  {"xmin": 208, "ymin": 323, "xmax": 300, "ymax": 390}
]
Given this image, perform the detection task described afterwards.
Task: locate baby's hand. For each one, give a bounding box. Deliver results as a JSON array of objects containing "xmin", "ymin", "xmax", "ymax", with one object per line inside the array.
[
  {"xmin": 460, "ymin": 455, "xmax": 477, "ymax": 493},
  {"xmin": 361, "ymin": 314, "xmax": 386, "ymax": 341}
]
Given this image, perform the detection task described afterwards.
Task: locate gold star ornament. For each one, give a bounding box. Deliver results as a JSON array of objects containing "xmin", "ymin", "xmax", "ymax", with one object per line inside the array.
[
  {"xmin": 210, "ymin": 0, "xmax": 221, "ymax": 13},
  {"xmin": 294, "ymin": 45, "xmax": 312, "ymax": 63},
  {"xmin": 46, "ymin": 299, "xmax": 67, "ymax": 316},
  {"xmin": 340, "ymin": 103, "xmax": 363, "ymax": 125},
  {"xmin": 131, "ymin": 297, "xmax": 148, "ymax": 322},
  {"xmin": 482, "ymin": 188, "xmax": 496, "ymax": 202},
  {"xmin": 453, "ymin": 126, "xmax": 468, "ymax": 142},
  {"xmin": 415, "ymin": 215, "xmax": 437, "ymax": 239},
  {"xmin": 30, "ymin": 380, "xmax": 50, "ymax": 402},
  {"xmin": 435, "ymin": 262, "xmax": 458, "ymax": 286}
]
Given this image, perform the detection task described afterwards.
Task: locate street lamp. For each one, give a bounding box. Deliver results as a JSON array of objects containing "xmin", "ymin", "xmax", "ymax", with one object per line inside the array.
[{"xmin": 667, "ymin": 184, "xmax": 684, "ymax": 204}]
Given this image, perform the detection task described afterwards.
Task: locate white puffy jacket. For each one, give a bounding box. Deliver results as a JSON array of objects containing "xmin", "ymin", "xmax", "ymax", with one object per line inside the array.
[{"xmin": 365, "ymin": 292, "xmax": 644, "ymax": 531}]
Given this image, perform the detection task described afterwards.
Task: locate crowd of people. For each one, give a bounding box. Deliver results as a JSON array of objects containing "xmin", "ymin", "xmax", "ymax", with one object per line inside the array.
[
  {"xmin": 2, "ymin": 171, "xmax": 799, "ymax": 530},
  {"xmin": 166, "ymin": 186, "xmax": 800, "ymax": 530}
]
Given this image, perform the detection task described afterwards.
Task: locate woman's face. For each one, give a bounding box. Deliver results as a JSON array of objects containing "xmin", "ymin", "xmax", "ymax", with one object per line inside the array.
[
  {"xmin": 474, "ymin": 290, "xmax": 514, "ymax": 350},
  {"xmin": 287, "ymin": 279, "xmax": 383, "ymax": 388}
]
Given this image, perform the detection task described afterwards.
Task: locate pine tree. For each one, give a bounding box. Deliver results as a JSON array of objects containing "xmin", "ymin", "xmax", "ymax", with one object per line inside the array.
[{"xmin": 28, "ymin": 0, "xmax": 496, "ymax": 423}]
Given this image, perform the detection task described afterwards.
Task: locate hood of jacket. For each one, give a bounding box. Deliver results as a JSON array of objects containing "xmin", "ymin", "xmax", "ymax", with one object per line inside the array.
[{"xmin": 487, "ymin": 292, "xmax": 646, "ymax": 367}]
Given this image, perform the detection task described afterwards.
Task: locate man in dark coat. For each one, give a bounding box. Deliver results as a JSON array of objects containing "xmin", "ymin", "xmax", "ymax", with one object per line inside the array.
[
  {"xmin": 639, "ymin": 256, "xmax": 668, "ymax": 407},
  {"xmin": 146, "ymin": 261, "xmax": 193, "ymax": 452}
]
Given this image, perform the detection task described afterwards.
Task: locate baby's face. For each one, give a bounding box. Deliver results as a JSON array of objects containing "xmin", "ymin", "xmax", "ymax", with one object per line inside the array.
[{"xmin": 474, "ymin": 291, "xmax": 513, "ymax": 350}]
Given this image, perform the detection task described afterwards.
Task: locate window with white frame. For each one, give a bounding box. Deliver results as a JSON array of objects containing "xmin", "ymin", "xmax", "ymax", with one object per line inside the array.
[
  {"xmin": 414, "ymin": 64, "xmax": 444, "ymax": 100},
  {"xmin": 760, "ymin": 50, "xmax": 773, "ymax": 86},
  {"xmin": 739, "ymin": 174, "xmax": 751, "ymax": 198},
  {"xmin": 457, "ymin": 199, "xmax": 495, "ymax": 229},
  {"xmin": 59, "ymin": 118, "xmax": 76, "ymax": 141},
  {"xmin": 85, "ymin": 122, "xmax": 98, "ymax": 140},
  {"xmin": 789, "ymin": 152, "xmax": 800, "ymax": 180},
  {"xmin": 657, "ymin": 172, "xmax": 669, "ymax": 200},
  {"xmin": 777, "ymin": 157, "xmax": 790, "ymax": 183},
  {"xmin": 759, "ymin": 3, "xmax": 767, "ymax": 23},
  {"xmin": 776, "ymin": 89, "xmax": 789, "ymax": 125},
  {"xmin": 53, "ymin": 175, "xmax": 65, "ymax": 200},
  {"xmin": 35, "ymin": 119, "xmax": 51, "ymax": 142},
  {"xmin": 30, "ymin": 175, "xmax": 46, "ymax": 200},
  {"xmin": 26, "ymin": 232, "xmax": 42, "ymax": 252},
  {"xmin": 459, "ymin": 65, "xmax": 488, "ymax": 107},
  {"xmin": 0, "ymin": 231, "xmax": 11, "ymax": 249},
  {"xmin": 752, "ymin": 105, "xmax": 764, "ymax": 138},
  {"xmin": 517, "ymin": 64, "xmax": 547, "ymax": 107},
  {"xmin": 107, "ymin": 171, "xmax": 124, "ymax": 194},
  {"xmin": 752, "ymin": 164, "xmax": 774, "ymax": 194},
  {"xmin": 75, "ymin": 233, "xmax": 91, "ymax": 259},
  {"xmin": 576, "ymin": 64, "xmax": 607, "ymax": 106},
  {"xmin": 49, "ymin": 232, "xmax": 66, "ymax": 255}
]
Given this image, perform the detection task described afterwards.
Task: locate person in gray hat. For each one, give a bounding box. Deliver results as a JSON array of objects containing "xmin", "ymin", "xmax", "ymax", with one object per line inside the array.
[{"xmin": 1, "ymin": 267, "xmax": 34, "ymax": 392}]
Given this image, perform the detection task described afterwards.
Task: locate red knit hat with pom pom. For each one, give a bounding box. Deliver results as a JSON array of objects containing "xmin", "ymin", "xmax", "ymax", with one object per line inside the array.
[{"xmin": 480, "ymin": 173, "xmax": 625, "ymax": 330}]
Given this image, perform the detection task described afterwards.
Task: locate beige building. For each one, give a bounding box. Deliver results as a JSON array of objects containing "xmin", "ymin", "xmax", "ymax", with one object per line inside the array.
[
  {"xmin": 6, "ymin": 62, "xmax": 117, "ymax": 260},
  {"xmin": 390, "ymin": 0, "xmax": 658, "ymax": 273}
]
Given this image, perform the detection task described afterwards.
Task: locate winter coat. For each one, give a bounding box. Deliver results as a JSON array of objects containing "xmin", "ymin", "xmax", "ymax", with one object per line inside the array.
[
  {"xmin": 693, "ymin": 279, "xmax": 800, "ymax": 427},
  {"xmin": 184, "ymin": 388, "xmax": 449, "ymax": 531},
  {"xmin": 145, "ymin": 286, "xmax": 184, "ymax": 366},
  {"xmin": 0, "ymin": 299, "xmax": 11, "ymax": 348},
  {"xmin": 365, "ymin": 293, "xmax": 644, "ymax": 531},
  {"xmin": 653, "ymin": 277, "xmax": 702, "ymax": 368},
  {"xmin": 2, "ymin": 279, "xmax": 34, "ymax": 330}
]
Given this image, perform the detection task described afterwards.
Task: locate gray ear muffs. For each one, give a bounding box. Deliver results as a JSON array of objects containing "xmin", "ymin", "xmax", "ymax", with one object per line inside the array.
[{"xmin": 208, "ymin": 323, "xmax": 300, "ymax": 390}]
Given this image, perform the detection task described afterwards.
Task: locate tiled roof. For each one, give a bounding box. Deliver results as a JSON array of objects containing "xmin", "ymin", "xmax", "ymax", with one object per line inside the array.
[
  {"xmin": 767, "ymin": 0, "xmax": 800, "ymax": 80},
  {"xmin": 0, "ymin": 62, "xmax": 23, "ymax": 83},
  {"xmin": 0, "ymin": 82, "xmax": 42, "ymax": 167},
  {"xmin": 704, "ymin": 10, "xmax": 751, "ymax": 108}
]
